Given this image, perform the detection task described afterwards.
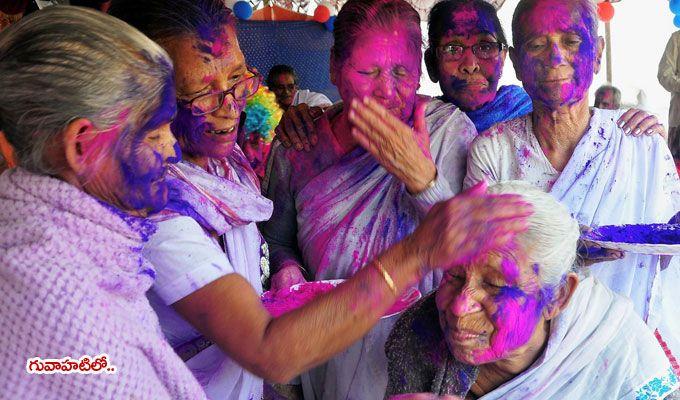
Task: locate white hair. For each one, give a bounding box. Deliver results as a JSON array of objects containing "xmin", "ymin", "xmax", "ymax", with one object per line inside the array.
[
  {"xmin": 0, "ymin": 6, "xmax": 173, "ymax": 175},
  {"xmin": 486, "ymin": 181, "xmax": 580, "ymax": 288}
]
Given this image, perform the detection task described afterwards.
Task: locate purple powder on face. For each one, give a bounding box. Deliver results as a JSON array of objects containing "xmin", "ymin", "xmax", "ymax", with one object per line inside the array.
[{"xmin": 585, "ymin": 224, "xmax": 680, "ymax": 245}]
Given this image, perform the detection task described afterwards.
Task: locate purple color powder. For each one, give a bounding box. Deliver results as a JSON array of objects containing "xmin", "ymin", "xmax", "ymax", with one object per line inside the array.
[{"xmin": 585, "ymin": 223, "xmax": 680, "ymax": 245}]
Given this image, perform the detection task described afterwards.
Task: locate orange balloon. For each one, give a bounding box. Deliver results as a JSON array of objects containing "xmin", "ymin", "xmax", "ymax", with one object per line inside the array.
[
  {"xmin": 597, "ymin": 2, "xmax": 614, "ymax": 22},
  {"xmin": 313, "ymin": 5, "xmax": 331, "ymax": 23}
]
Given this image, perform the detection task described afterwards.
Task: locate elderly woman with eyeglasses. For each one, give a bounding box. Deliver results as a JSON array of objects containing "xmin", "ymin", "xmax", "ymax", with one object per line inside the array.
[
  {"xmin": 0, "ymin": 6, "xmax": 206, "ymax": 398},
  {"xmin": 386, "ymin": 181, "xmax": 679, "ymax": 400},
  {"xmin": 464, "ymin": 0, "xmax": 680, "ymax": 365},
  {"xmin": 108, "ymin": 1, "xmax": 533, "ymax": 399}
]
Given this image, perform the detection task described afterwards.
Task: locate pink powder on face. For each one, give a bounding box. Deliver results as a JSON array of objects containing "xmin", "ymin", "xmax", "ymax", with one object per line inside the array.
[
  {"xmin": 470, "ymin": 286, "xmax": 543, "ymax": 364},
  {"xmin": 447, "ymin": 3, "xmax": 482, "ymax": 36},
  {"xmin": 515, "ymin": 0, "xmax": 597, "ymax": 109},
  {"xmin": 500, "ymin": 257, "xmax": 520, "ymax": 285},
  {"xmin": 202, "ymin": 74, "xmax": 214, "ymax": 85},
  {"xmin": 337, "ymin": 27, "xmax": 421, "ymax": 124}
]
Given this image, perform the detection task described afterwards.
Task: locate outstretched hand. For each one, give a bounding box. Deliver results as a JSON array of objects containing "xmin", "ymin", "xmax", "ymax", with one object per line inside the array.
[
  {"xmin": 349, "ymin": 96, "xmax": 436, "ymax": 195},
  {"xmin": 408, "ymin": 180, "xmax": 533, "ymax": 271}
]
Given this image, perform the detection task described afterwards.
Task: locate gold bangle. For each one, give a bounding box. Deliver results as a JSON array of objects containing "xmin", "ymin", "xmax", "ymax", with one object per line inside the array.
[{"xmin": 372, "ymin": 259, "xmax": 398, "ymax": 296}]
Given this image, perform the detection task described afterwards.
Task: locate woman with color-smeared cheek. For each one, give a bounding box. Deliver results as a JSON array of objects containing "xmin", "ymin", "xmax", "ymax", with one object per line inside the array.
[
  {"xmin": 0, "ymin": 6, "xmax": 203, "ymax": 399},
  {"xmin": 386, "ymin": 182, "xmax": 679, "ymax": 399},
  {"xmin": 421, "ymin": 0, "xmax": 663, "ymax": 136},
  {"xmin": 464, "ymin": 0, "xmax": 680, "ymax": 361},
  {"xmin": 110, "ymin": 1, "xmax": 533, "ymax": 399}
]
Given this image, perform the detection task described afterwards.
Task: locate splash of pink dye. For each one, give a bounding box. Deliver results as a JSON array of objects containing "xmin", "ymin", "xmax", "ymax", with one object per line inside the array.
[{"xmin": 261, "ymin": 281, "xmax": 419, "ymax": 317}]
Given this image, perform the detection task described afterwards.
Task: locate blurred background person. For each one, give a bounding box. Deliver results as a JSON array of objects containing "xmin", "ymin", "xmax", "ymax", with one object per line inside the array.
[
  {"xmin": 594, "ymin": 84, "xmax": 621, "ymax": 110},
  {"xmin": 266, "ymin": 64, "xmax": 332, "ymax": 112}
]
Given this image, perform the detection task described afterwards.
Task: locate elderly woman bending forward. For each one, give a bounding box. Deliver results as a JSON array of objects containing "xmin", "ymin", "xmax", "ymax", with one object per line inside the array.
[
  {"xmin": 386, "ymin": 181, "xmax": 679, "ymax": 400},
  {"xmin": 0, "ymin": 7, "xmax": 205, "ymax": 399}
]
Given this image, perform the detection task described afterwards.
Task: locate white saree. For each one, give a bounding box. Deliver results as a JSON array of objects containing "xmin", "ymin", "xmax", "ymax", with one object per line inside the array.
[
  {"xmin": 465, "ymin": 108, "xmax": 680, "ymax": 362},
  {"xmin": 262, "ymin": 98, "xmax": 477, "ymax": 399}
]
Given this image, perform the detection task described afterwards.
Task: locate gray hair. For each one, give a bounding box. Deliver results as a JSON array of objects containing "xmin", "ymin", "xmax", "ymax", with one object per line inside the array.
[
  {"xmin": 512, "ymin": 0, "xmax": 598, "ymax": 49},
  {"xmin": 594, "ymin": 85, "xmax": 622, "ymax": 108},
  {"xmin": 486, "ymin": 181, "xmax": 580, "ymax": 288},
  {"xmin": 0, "ymin": 6, "xmax": 173, "ymax": 175}
]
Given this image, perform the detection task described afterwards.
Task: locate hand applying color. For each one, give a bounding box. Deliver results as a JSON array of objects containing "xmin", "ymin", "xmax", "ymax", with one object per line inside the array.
[{"xmin": 349, "ymin": 96, "xmax": 436, "ymax": 195}]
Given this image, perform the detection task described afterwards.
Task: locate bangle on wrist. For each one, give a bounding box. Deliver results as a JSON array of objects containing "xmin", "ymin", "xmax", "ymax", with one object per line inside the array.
[{"xmin": 372, "ymin": 259, "xmax": 398, "ymax": 296}]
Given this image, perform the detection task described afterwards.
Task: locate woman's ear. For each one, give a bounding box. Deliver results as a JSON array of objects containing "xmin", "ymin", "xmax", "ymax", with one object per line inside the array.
[
  {"xmin": 424, "ymin": 48, "xmax": 439, "ymax": 83},
  {"xmin": 594, "ymin": 36, "xmax": 605, "ymax": 74},
  {"xmin": 62, "ymin": 118, "xmax": 97, "ymax": 176},
  {"xmin": 543, "ymin": 273, "xmax": 579, "ymax": 321}
]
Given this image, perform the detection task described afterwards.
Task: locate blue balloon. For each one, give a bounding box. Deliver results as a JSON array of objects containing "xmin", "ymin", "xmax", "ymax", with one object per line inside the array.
[
  {"xmin": 233, "ymin": 1, "xmax": 253, "ymax": 20},
  {"xmin": 671, "ymin": 0, "xmax": 680, "ymax": 15},
  {"xmin": 674, "ymin": 15, "xmax": 680, "ymax": 28},
  {"xmin": 324, "ymin": 15, "xmax": 336, "ymax": 32}
]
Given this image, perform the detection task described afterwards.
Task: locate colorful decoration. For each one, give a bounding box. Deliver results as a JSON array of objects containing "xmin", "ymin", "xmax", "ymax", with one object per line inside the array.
[
  {"xmin": 233, "ymin": 1, "xmax": 254, "ymax": 20},
  {"xmin": 597, "ymin": 1, "xmax": 614, "ymax": 22},
  {"xmin": 672, "ymin": 0, "xmax": 680, "ymax": 15},
  {"xmin": 313, "ymin": 4, "xmax": 330, "ymax": 23},
  {"xmin": 324, "ymin": 15, "xmax": 336, "ymax": 31},
  {"xmin": 244, "ymin": 86, "xmax": 283, "ymax": 143}
]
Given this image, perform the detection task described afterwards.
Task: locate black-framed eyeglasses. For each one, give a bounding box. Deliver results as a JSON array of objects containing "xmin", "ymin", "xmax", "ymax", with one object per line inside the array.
[
  {"xmin": 179, "ymin": 67, "xmax": 262, "ymax": 116},
  {"xmin": 436, "ymin": 41, "xmax": 507, "ymax": 62}
]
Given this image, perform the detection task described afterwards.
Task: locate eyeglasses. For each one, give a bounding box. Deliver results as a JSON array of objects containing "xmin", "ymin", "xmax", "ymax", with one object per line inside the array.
[
  {"xmin": 436, "ymin": 41, "xmax": 506, "ymax": 62},
  {"xmin": 180, "ymin": 67, "xmax": 261, "ymax": 116}
]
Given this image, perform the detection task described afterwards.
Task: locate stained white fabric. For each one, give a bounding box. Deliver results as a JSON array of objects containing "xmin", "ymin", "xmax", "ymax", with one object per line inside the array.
[
  {"xmin": 292, "ymin": 89, "xmax": 332, "ymax": 108},
  {"xmin": 465, "ymin": 108, "xmax": 680, "ymax": 359},
  {"xmin": 482, "ymin": 278, "xmax": 679, "ymax": 400},
  {"xmin": 262, "ymin": 98, "xmax": 477, "ymax": 400}
]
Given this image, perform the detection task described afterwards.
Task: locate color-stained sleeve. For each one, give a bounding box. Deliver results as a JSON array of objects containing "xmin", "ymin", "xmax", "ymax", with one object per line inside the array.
[
  {"xmin": 659, "ymin": 32, "xmax": 680, "ymax": 94},
  {"xmin": 463, "ymin": 131, "xmax": 502, "ymax": 190},
  {"xmin": 260, "ymin": 141, "xmax": 305, "ymax": 273},
  {"xmin": 407, "ymin": 105, "xmax": 478, "ymax": 215}
]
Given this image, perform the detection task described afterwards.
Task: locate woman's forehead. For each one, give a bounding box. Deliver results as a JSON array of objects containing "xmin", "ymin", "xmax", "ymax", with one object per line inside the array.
[
  {"xmin": 517, "ymin": 2, "xmax": 592, "ymax": 42},
  {"xmin": 347, "ymin": 27, "xmax": 421, "ymax": 66},
  {"xmin": 441, "ymin": 5, "xmax": 497, "ymax": 38},
  {"xmin": 168, "ymin": 34, "xmax": 245, "ymax": 92}
]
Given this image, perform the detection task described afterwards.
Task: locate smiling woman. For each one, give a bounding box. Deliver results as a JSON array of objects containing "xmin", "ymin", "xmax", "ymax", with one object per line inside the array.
[{"xmin": 107, "ymin": 2, "xmax": 533, "ymax": 400}]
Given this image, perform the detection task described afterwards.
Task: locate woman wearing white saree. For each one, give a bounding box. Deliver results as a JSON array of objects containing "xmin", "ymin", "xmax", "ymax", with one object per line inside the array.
[
  {"xmin": 464, "ymin": 0, "xmax": 680, "ymax": 367},
  {"xmin": 386, "ymin": 182, "xmax": 679, "ymax": 400},
  {"xmin": 260, "ymin": 1, "xmax": 477, "ymax": 398}
]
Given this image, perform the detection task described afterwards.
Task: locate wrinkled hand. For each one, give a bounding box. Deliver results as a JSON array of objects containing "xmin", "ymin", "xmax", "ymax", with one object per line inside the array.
[
  {"xmin": 349, "ymin": 96, "xmax": 436, "ymax": 194},
  {"xmin": 270, "ymin": 264, "xmax": 307, "ymax": 291},
  {"xmin": 578, "ymin": 225, "xmax": 624, "ymax": 267},
  {"xmin": 274, "ymin": 103, "xmax": 324, "ymax": 151},
  {"xmin": 389, "ymin": 394, "xmax": 463, "ymax": 400},
  {"xmin": 408, "ymin": 180, "xmax": 533, "ymax": 271},
  {"xmin": 618, "ymin": 109, "xmax": 667, "ymax": 140}
]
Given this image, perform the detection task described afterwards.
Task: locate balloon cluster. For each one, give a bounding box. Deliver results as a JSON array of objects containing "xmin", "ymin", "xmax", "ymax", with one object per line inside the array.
[
  {"xmin": 230, "ymin": 0, "xmax": 336, "ymax": 31},
  {"xmin": 597, "ymin": 1, "xmax": 614, "ymax": 22},
  {"xmin": 671, "ymin": 0, "xmax": 680, "ymax": 28}
]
